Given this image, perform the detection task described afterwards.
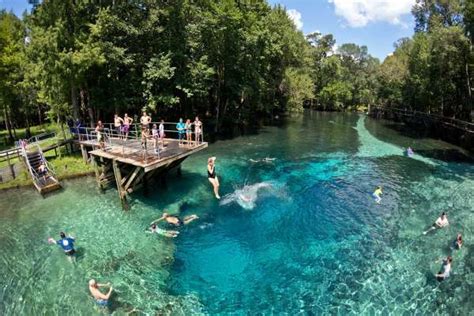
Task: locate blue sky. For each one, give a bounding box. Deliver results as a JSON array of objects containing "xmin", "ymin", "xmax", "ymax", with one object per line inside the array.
[
  {"xmin": 268, "ymin": 0, "xmax": 416, "ymax": 60},
  {"xmin": 1, "ymin": 0, "xmax": 415, "ymax": 60}
]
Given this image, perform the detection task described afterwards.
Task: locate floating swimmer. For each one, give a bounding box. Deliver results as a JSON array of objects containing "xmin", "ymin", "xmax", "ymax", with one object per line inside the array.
[
  {"xmin": 147, "ymin": 223, "xmax": 179, "ymax": 238},
  {"xmin": 372, "ymin": 186, "xmax": 383, "ymax": 204},
  {"xmin": 249, "ymin": 157, "xmax": 276, "ymax": 163},
  {"xmin": 220, "ymin": 182, "xmax": 273, "ymax": 210}
]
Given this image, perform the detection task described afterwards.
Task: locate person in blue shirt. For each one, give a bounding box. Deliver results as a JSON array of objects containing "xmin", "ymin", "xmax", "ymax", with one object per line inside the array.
[
  {"xmin": 176, "ymin": 118, "xmax": 186, "ymax": 146},
  {"xmin": 48, "ymin": 232, "xmax": 76, "ymax": 262}
]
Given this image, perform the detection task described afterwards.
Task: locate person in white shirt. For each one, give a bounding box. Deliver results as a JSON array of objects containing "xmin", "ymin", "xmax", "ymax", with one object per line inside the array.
[
  {"xmin": 423, "ymin": 212, "xmax": 449, "ymax": 235},
  {"xmin": 435, "ymin": 256, "xmax": 452, "ymax": 281}
]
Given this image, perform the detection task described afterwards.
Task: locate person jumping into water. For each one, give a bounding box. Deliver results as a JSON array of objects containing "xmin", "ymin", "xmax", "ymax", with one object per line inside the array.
[
  {"xmin": 423, "ymin": 212, "xmax": 449, "ymax": 235},
  {"xmin": 147, "ymin": 223, "xmax": 179, "ymax": 238},
  {"xmin": 48, "ymin": 232, "xmax": 76, "ymax": 263},
  {"xmin": 372, "ymin": 186, "xmax": 383, "ymax": 204},
  {"xmin": 208, "ymin": 157, "xmax": 220, "ymax": 199},
  {"xmin": 435, "ymin": 256, "xmax": 452, "ymax": 281},
  {"xmin": 88, "ymin": 279, "xmax": 113, "ymax": 307},
  {"xmin": 150, "ymin": 212, "xmax": 199, "ymax": 228}
]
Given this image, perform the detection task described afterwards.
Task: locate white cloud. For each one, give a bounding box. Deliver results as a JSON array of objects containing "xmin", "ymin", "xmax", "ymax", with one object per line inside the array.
[
  {"xmin": 328, "ymin": 0, "xmax": 415, "ymax": 27},
  {"xmin": 287, "ymin": 9, "xmax": 303, "ymax": 30}
]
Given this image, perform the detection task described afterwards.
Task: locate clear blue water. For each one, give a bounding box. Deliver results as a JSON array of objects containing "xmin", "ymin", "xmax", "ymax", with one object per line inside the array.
[{"xmin": 1, "ymin": 112, "xmax": 473, "ymax": 315}]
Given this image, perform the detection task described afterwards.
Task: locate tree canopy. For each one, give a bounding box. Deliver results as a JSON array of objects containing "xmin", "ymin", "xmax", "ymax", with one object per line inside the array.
[{"xmin": 0, "ymin": 0, "xmax": 472, "ymax": 143}]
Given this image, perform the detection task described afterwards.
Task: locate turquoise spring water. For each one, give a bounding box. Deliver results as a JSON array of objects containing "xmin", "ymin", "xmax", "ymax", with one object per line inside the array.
[{"xmin": 0, "ymin": 112, "xmax": 473, "ymax": 315}]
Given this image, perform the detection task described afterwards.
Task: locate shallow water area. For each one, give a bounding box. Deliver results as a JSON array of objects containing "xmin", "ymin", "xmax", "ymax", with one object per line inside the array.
[{"xmin": 1, "ymin": 112, "xmax": 473, "ymax": 315}]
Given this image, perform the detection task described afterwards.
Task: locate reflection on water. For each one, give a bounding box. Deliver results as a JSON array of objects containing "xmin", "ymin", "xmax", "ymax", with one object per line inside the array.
[{"xmin": 1, "ymin": 112, "xmax": 473, "ymax": 314}]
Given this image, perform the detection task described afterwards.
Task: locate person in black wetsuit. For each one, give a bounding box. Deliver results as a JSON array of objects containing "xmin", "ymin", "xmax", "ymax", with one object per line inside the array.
[{"xmin": 207, "ymin": 156, "xmax": 220, "ymax": 199}]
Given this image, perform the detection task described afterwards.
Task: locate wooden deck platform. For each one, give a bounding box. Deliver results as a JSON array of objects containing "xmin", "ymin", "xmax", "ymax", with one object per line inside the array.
[
  {"xmin": 78, "ymin": 137, "xmax": 208, "ymax": 209},
  {"xmin": 84, "ymin": 138, "xmax": 208, "ymax": 172}
]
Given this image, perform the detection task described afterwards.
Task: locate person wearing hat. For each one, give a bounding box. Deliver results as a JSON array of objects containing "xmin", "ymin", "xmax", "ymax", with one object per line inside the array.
[
  {"xmin": 207, "ymin": 156, "xmax": 220, "ymax": 199},
  {"xmin": 88, "ymin": 279, "xmax": 113, "ymax": 307}
]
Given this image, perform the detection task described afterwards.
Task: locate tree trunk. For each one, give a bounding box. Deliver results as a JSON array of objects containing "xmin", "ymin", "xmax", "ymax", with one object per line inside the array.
[
  {"xmin": 71, "ymin": 85, "xmax": 79, "ymax": 120},
  {"xmin": 37, "ymin": 103, "xmax": 43, "ymax": 127},
  {"xmin": 4, "ymin": 107, "xmax": 14, "ymax": 142}
]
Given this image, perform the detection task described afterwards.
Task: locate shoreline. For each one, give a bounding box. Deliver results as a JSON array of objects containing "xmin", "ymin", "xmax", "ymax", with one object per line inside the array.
[{"xmin": 0, "ymin": 171, "xmax": 94, "ymax": 192}]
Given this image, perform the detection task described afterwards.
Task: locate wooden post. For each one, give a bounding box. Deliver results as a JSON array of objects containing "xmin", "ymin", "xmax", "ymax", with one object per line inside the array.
[
  {"xmin": 80, "ymin": 144, "xmax": 88, "ymax": 163},
  {"xmin": 112, "ymin": 159, "xmax": 129, "ymax": 210},
  {"xmin": 91, "ymin": 155, "xmax": 103, "ymax": 191},
  {"xmin": 6, "ymin": 151, "xmax": 15, "ymax": 179}
]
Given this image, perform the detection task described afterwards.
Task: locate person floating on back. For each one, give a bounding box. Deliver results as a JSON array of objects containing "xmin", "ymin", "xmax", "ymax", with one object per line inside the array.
[
  {"xmin": 453, "ymin": 233, "xmax": 463, "ymax": 250},
  {"xmin": 372, "ymin": 186, "xmax": 383, "ymax": 204},
  {"xmin": 88, "ymin": 279, "xmax": 113, "ymax": 307},
  {"xmin": 48, "ymin": 232, "xmax": 76, "ymax": 263},
  {"xmin": 435, "ymin": 256, "xmax": 452, "ymax": 281},
  {"xmin": 423, "ymin": 212, "xmax": 449, "ymax": 235},
  {"xmin": 207, "ymin": 157, "xmax": 220, "ymax": 199},
  {"xmin": 147, "ymin": 223, "xmax": 179, "ymax": 238}
]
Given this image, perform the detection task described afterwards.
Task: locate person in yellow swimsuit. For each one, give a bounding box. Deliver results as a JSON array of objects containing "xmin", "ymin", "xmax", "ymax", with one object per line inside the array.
[{"xmin": 372, "ymin": 186, "xmax": 382, "ymax": 204}]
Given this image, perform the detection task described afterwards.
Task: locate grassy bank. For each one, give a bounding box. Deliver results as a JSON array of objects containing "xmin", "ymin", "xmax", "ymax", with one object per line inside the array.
[{"xmin": 0, "ymin": 153, "xmax": 93, "ymax": 190}]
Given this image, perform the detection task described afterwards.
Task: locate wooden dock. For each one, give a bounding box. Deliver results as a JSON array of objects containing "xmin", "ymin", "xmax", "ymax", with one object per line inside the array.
[{"xmin": 78, "ymin": 137, "xmax": 208, "ymax": 209}]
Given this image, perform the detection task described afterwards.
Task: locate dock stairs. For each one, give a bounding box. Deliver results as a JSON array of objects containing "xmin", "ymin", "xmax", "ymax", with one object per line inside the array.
[{"xmin": 22, "ymin": 144, "xmax": 61, "ymax": 194}]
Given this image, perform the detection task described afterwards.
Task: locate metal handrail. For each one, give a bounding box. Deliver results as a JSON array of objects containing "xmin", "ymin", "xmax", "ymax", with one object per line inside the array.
[{"xmin": 371, "ymin": 106, "xmax": 474, "ymax": 131}]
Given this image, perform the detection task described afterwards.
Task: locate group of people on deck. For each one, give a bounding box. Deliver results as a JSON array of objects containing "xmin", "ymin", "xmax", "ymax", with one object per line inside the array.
[{"xmin": 94, "ymin": 112, "xmax": 203, "ymax": 153}]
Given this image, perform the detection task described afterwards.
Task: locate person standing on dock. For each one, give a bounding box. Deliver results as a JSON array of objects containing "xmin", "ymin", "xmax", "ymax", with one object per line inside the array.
[
  {"xmin": 88, "ymin": 279, "xmax": 113, "ymax": 307},
  {"xmin": 208, "ymin": 156, "xmax": 221, "ymax": 199},
  {"xmin": 194, "ymin": 116, "xmax": 203, "ymax": 145},
  {"xmin": 140, "ymin": 111, "xmax": 152, "ymax": 128},
  {"xmin": 122, "ymin": 113, "xmax": 133, "ymax": 140},
  {"xmin": 159, "ymin": 119, "xmax": 165, "ymax": 148},
  {"xmin": 151, "ymin": 124, "xmax": 160, "ymax": 155},
  {"xmin": 113, "ymin": 114, "xmax": 124, "ymax": 138},
  {"xmin": 141, "ymin": 125, "xmax": 150, "ymax": 151},
  {"xmin": 185, "ymin": 119, "xmax": 192, "ymax": 147},
  {"xmin": 48, "ymin": 232, "xmax": 76, "ymax": 263},
  {"xmin": 176, "ymin": 118, "xmax": 186, "ymax": 146},
  {"xmin": 95, "ymin": 121, "xmax": 105, "ymax": 150}
]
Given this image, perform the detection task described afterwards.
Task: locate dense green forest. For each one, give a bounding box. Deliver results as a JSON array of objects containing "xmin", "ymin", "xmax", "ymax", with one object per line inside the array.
[{"xmin": 0, "ymin": 0, "xmax": 472, "ymax": 143}]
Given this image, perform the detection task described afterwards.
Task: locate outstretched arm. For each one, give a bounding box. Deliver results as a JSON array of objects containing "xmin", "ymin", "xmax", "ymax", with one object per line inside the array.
[{"xmin": 150, "ymin": 215, "xmax": 166, "ymax": 225}]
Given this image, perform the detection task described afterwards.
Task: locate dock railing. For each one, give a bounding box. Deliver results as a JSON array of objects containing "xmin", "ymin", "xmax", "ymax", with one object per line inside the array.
[
  {"xmin": 370, "ymin": 106, "xmax": 474, "ymax": 133},
  {"xmin": 72, "ymin": 121, "xmax": 205, "ymax": 161}
]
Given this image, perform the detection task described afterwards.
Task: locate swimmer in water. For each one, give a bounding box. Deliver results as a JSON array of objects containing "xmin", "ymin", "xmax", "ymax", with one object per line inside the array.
[
  {"xmin": 150, "ymin": 212, "xmax": 199, "ymax": 228},
  {"xmin": 406, "ymin": 147, "xmax": 414, "ymax": 157},
  {"xmin": 372, "ymin": 186, "xmax": 382, "ymax": 204},
  {"xmin": 147, "ymin": 223, "xmax": 179, "ymax": 238},
  {"xmin": 88, "ymin": 279, "xmax": 113, "ymax": 307},
  {"xmin": 249, "ymin": 157, "xmax": 276, "ymax": 163},
  {"xmin": 208, "ymin": 157, "xmax": 220, "ymax": 199},
  {"xmin": 453, "ymin": 233, "xmax": 463, "ymax": 250},
  {"xmin": 423, "ymin": 212, "xmax": 449, "ymax": 235},
  {"xmin": 48, "ymin": 232, "xmax": 76, "ymax": 263},
  {"xmin": 435, "ymin": 256, "xmax": 452, "ymax": 281}
]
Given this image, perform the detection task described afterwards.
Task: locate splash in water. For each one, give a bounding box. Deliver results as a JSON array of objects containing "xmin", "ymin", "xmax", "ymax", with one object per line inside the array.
[{"xmin": 220, "ymin": 182, "xmax": 275, "ymax": 210}]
